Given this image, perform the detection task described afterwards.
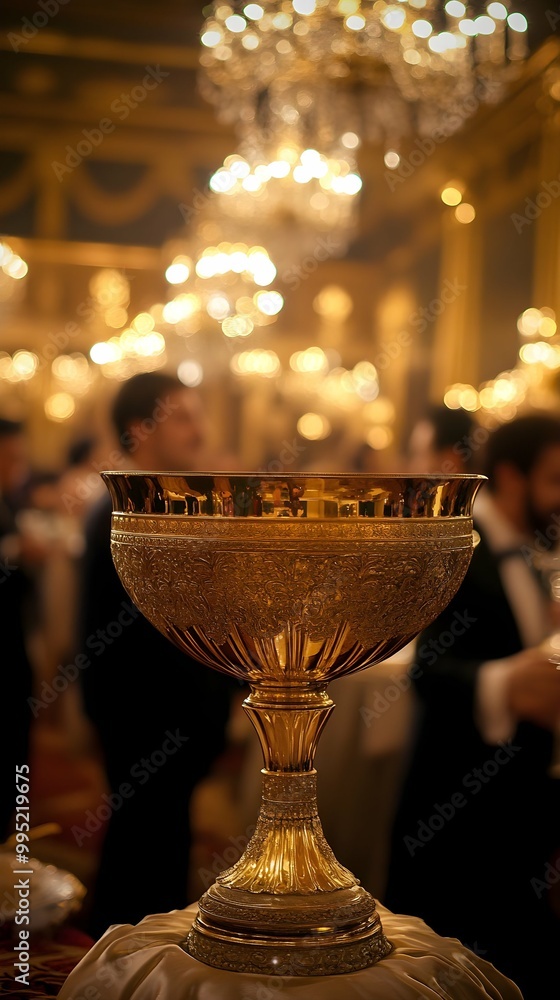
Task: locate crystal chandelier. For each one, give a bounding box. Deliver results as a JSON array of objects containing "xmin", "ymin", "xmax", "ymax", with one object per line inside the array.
[
  {"xmin": 0, "ymin": 238, "xmax": 28, "ymax": 305},
  {"xmin": 207, "ymin": 143, "xmax": 362, "ymax": 260},
  {"xmin": 443, "ymin": 307, "xmax": 560, "ymax": 423},
  {"xmin": 158, "ymin": 236, "xmax": 284, "ymax": 340},
  {"xmin": 199, "ymin": 2, "xmax": 528, "ymax": 158}
]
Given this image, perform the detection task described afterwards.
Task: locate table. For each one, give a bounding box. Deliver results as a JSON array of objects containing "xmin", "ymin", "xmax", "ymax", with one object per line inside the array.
[{"xmin": 58, "ymin": 902, "xmax": 523, "ymax": 1000}]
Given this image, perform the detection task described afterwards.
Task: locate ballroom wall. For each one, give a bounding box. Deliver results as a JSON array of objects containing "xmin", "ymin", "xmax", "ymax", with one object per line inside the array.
[{"xmin": 0, "ymin": 1, "xmax": 558, "ymax": 470}]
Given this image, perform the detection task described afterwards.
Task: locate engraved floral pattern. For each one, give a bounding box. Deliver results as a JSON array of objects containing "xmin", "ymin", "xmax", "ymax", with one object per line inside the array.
[{"xmin": 111, "ymin": 527, "xmax": 472, "ymax": 667}]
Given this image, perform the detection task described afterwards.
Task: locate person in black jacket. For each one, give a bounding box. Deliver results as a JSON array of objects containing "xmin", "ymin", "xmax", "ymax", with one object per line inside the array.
[
  {"xmin": 386, "ymin": 414, "xmax": 560, "ymax": 999},
  {"xmin": 78, "ymin": 373, "xmax": 233, "ymax": 937}
]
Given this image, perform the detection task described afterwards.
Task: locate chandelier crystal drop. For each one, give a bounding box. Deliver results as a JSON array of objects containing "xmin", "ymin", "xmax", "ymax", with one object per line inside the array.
[{"xmin": 200, "ymin": 1, "xmax": 528, "ymax": 155}]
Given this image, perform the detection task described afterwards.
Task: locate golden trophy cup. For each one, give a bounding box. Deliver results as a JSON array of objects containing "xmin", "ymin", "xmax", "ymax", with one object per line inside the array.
[{"xmin": 102, "ymin": 472, "xmax": 483, "ymax": 977}]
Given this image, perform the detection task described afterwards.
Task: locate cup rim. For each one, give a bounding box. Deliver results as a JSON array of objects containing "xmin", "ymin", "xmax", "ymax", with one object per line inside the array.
[{"xmin": 101, "ymin": 471, "xmax": 487, "ymax": 480}]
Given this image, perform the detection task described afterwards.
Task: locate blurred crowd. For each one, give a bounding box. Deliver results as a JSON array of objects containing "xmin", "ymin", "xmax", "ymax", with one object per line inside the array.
[{"xmin": 1, "ymin": 374, "xmax": 560, "ymax": 1000}]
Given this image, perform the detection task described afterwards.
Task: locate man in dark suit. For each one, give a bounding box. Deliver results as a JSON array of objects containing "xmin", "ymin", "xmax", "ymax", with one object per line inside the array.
[
  {"xmin": 387, "ymin": 414, "xmax": 560, "ymax": 1000},
  {"xmin": 79, "ymin": 373, "xmax": 232, "ymax": 937}
]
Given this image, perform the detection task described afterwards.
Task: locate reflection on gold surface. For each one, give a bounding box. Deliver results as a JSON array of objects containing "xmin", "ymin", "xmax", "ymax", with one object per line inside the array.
[{"xmin": 103, "ymin": 472, "xmax": 483, "ymax": 977}]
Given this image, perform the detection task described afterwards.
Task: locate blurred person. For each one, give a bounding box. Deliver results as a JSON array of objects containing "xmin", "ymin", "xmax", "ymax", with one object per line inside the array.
[
  {"xmin": 0, "ymin": 419, "xmax": 35, "ymax": 837},
  {"xmin": 386, "ymin": 414, "xmax": 560, "ymax": 999},
  {"xmin": 79, "ymin": 373, "xmax": 232, "ymax": 936},
  {"xmin": 408, "ymin": 404, "xmax": 476, "ymax": 474},
  {"xmin": 58, "ymin": 436, "xmax": 105, "ymax": 519},
  {"xmin": 18, "ymin": 460, "xmax": 92, "ymax": 732}
]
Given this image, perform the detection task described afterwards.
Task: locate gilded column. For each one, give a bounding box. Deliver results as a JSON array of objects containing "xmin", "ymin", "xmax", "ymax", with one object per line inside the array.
[{"xmin": 429, "ymin": 208, "xmax": 482, "ymax": 401}]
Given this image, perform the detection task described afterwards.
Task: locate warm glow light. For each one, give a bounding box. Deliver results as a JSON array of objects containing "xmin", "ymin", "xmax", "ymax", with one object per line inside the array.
[
  {"xmin": 384, "ymin": 150, "xmax": 401, "ymax": 169},
  {"xmin": 367, "ymin": 426, "xmax": 393, "ymax": 450},
  {"xmin": 254, "ymin": 290, "xmax": 284, "ymax": 316},
  {"xmin": 244, "ymin": 3, "xmax": 264, "ymax": 19},
  {"xmin": 0, "ymin": 242, "xmax": 13, "ymax": 266},
  {"xmin": 165, "ymin": 256, "xmax": 191, "ymax": 284},
  {"xmin": 290, "ymin": 346, "xmax": 329, "ymax": 373},
  {"xmin": 52, "ymin": 355, "xmax": 83, "ymax": 380},
  {"xmin": 441, "ymin": 184, "xmax": 463, "ymax": 206},
  {"xmin": 445, "ymin": 1, "xmax": 466, "ymax": 15},
  {"xmin": 341, "ymin": 132, "xmax": 360, "ymax": 149},
  {"xmin": 90, "ymin": 341, "xmax": 122, "ymax": 365},
  {"xmin": 539, "ymin": 316, "xmax": 557, "ymax": 338},
  {"xmin": 163, "ymin": 294, "xmax": 200, "ymax": 324},
  {"xmin": 206, "ymin": 294, "xmax": 231, "ymax": 320},
  {"xmin": 443, "ymin": 384, "xmax": 463, "ymax": 408},
  {"xmin": 459, "ymin": 386, "xmax": 480, "ymax": 410},
  {"xmin": 231, "ymin": 350, "xmax": 281, "ymax": 377},
  {"xmin": 222, "ymin": 314, "xmax": 254, "ymax": 337},
  {"xmin": 132, "ymin": 312, "xmax": 155, "ymax": 334},
  {"xmin": 474, "ymin": 15, "xmax": 496, "ymax": 34},
  {"xmin": 364, "ymin": 397, "xmax": 396, "ymax": 424},
  {"xmin": 297, "ymin": 412, "xmax": 331, "ymax": 440},
  {"xmin": 177, "ymin": 360, "xmax": 203, "ymax": 386},
  {"xmin": 455, "ymin": 202, "xmax": 476, "ymax": 223},
  {"xmin": 248, "ymin": 254, "xmax": 277, "ymax": 286},
  {"xmin": 487, "ymin": 2, "xmax": 507, "ymax": 18},
  {"xmin": 412, "ymin": 19, "xmax": 433, "ymax": 38},
  {"xmin": 225, "ymin": 14, "xmax": 247, "ymax": 32},
  {"xmin": 104, "ymin": 306, "xmax": 128, "ymax": 329},
  {"xmin": 12, "ymin": 350, "xmax": 38, "ymax": 378},
  {"xmin": 517, "ymin": 307, "xmax": 543, "ymax": 337},
  {"xmin": 519, "ymin": 341, "xmax": 557, "ymax": 366},
  {"xmin": 4, "ymin": 255, "xmax": 28, "ymax": 280},
  {"xmin": 268, "ymin": 159, "xmax": 291, "ymax": 177},
  {"xmin": 45, "ymin": 392, "xmax": 75, "ymax": 421},
  {"xmin": 382, "ymin": 7, "xmax": 406, "ymax": 30},
  {"xmin": 313, "ymin": 284, "xmax": 353, "ymax": 320},
  {"xmin": 201, "ymin": 29, "xmax": 222, "ymax": 47},
  {"xmin": 134, "ymin": 332, "xmax": 166, "ymax": 357},
  {"xmin": 507, "ymin": 12, "xmax": 527, "ymax": 32},
  {"xmin": 292, "ymin": 0, "xmax": 316, "ymax": 14},
  {"xmin": 345, "ymin": 14, "xmax": 366, "ymax": 30}
]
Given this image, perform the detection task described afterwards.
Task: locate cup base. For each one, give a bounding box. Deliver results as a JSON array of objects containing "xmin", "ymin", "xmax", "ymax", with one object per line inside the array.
[{"xmin": 183, "ymin": 883, "xmax": 392, "ymax": 976}]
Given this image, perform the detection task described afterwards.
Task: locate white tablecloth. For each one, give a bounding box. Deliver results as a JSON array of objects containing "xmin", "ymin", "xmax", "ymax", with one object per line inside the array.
[{"xmin": 58, "ymin": 902, "xmax": 523, "ymax": 1000}]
